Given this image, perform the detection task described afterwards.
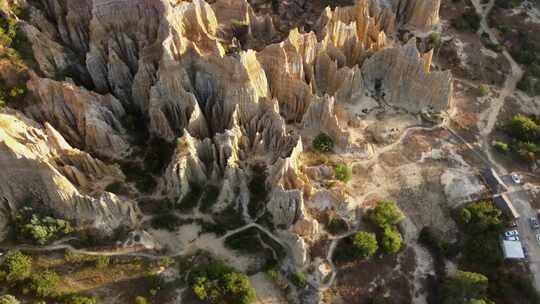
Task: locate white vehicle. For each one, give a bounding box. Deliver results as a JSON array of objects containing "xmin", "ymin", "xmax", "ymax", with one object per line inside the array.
[
  {"xmin": 504, "ymin": 230, "xmax": 519, "ymax": 237},
  {"xmin": 536, "ymin": 234, "xmax": 540, "ymax": 246},
  {"xmin": 511, "ymin": 173, "xmax": 521, "ymax": 184},
  {"xmin": 507, "ymin": 235, "xmax": 520, "ymax": 241}
]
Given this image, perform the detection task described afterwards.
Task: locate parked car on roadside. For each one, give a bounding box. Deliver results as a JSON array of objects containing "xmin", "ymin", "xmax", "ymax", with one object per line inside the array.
[
  {"xmin": 504, "ymin": 230, "xmax": 519, "ymax": 237},
  {"xmin": 511, "ymin": 173, "xmax": 521, "ymax": 184},
  {"xmin": 536, "ymin": 234, "xmax": 540, "ymax": 246},
  {"xmin": 530, "ymin": 217, "xmax": 540, "ymax": 230}
]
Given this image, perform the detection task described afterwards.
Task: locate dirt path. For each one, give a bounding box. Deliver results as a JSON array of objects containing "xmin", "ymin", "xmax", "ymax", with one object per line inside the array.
[{"xmin": 470, "ymin": 0, "xmax": 525, "ymax": 174}]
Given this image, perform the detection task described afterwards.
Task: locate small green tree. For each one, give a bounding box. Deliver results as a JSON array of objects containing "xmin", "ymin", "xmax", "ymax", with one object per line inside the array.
[
  {"xmin": 460, "ymin": 208, "xmax": 472, "ymax": 224},
  {"xmin": 478, "ymin": 84, "xmax": 489, "ymax": 96},
  {"xmin": 352, "ymin": 232, "xmax": 379, "ymax": 260},
  {"xmin": 190, "ymin": 259, "xmax": 257, "ymax": 304},
  {"xmin": 381, "ymin": 226, "xmax": 402, "ymax": 254},
  {"xmin": 335, "ymin": 163, "xmax": 352, "ymax": 182},
  {"xmin": 313, "ymin": 133, "xmax": 334, "ymax": 153},
  {"xmin": 222, "ymin": 272, "xmax": 257, "ymax": 304},
  {"xmin": 492, "ymin": 141, "xmax": 509, "ymax": 153},
  {"xmin": 442, "ymin": 271, "xmax": 490, "ymax": 304},
  {"xmin": 30, "ymin": 270, "xmax": 60, "ymax": 297},
  {"xmin": 428, "ymin": 32, "xmax": 441, "ymax": 48},
  {"xmin": 0, "ymin": 250, "xmax": 32, "ymax": 283},
  {"xmin": 0, "ymin": 295, "xmax": 20, "ymax": 304},
  {"xmin": 291, "ymin": 271, "xmax": 307, "ymax": 288},
  {"xmin": 506, "ymin": 114, "xmax": 539, "ymax": 142},
  {"xmin": 366, "ymin": 201, "xmax": 405, "ymax": 228},
  {"xmin": 462, "ymin": 201, "xmax": 503, "ymax": 233},
  {"xmin": 515, "ymin": 141, "xmax": 539, "ymax": 162}
]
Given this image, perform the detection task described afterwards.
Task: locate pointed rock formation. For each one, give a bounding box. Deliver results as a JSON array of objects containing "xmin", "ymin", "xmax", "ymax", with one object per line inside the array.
[
  {"xmin": 0, "ymin": 109, "xmax": 139, "ymax": 241},
  {"xmin": 25, "ymin": 74, "xmax": 130, "ymax": 159}
]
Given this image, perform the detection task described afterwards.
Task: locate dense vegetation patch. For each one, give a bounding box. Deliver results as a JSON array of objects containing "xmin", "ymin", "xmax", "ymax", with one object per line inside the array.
[
  {"xmin": 189, "ymin": 259, "xmax": 256, "ymax": 304},
  {"xmin": 0, "ymin": 5, "xmax": 32, "ymax": 108},
  {"xmin": 493, "ymin": 114, "xmax": 540, "ymax": 163},
  {"xmin": 12, "ymin": 206, "xmax": 74, "ymax": 245},
  {"xmin": 421, "ymin": 200, "xmax": 540, "ymax": 303},
  {"xmin": 313, "ymin": 133, "xmax": 334, "ymax": 153},
  {"xmin": 334, "ymin": 163, "xmax": 352, "ymax": 183}
]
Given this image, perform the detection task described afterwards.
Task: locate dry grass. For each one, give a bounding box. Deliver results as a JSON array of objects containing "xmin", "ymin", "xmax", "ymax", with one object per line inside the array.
[{"xmin": 31, "ymin": 252, "xmax": 160, "ymax": 297}]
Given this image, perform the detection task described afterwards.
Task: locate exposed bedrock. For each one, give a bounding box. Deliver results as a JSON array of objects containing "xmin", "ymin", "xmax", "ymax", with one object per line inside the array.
[
  {"xmin": 8, "ymin": 0, "xmax": 452, "ymax": 274},
  {"xmin": 393, "ymin": 0, "xmax": 441, "ymax": 31},
  {"xmin": 0, "ymin": 110, "xmax": 139, "ymax": 242},
  {"xmin": 361, "ymin": 38, "xmax": 452, "ymax": 113},
  {"xmin": 24, "ymin": 74, "xmax": 130, "ymax": 159}
]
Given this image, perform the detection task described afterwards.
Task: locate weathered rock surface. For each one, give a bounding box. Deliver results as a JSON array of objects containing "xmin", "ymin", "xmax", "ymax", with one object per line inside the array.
[
  {"xmin": 0, "ymin": 109, "xmax": 139, "ymax": 241},
  {"xmin": 25, "ymin": 74, "xmax": 130, "ymax": 159},
  {"xmin": 6, "ymin": 0, "xmax": 453, "ymax": 286},
  {"xmin": 393, "ymin": 0, "xmax": 441, "ymax": 31},
  {"xmin": 361, "ymin": 38, "xmax": 452, "ymax": 113}
]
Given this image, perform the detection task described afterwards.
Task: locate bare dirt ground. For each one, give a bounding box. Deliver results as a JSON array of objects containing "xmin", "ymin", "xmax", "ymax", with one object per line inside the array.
[{"xmin": 329, "ymin": 246, "xmax": 416, "ymax": 304}]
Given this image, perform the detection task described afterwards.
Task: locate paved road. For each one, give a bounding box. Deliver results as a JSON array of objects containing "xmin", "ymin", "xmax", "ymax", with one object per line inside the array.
[{"xmin": 507, "ymin": 188, "xmax": 540, "ymax": 290}]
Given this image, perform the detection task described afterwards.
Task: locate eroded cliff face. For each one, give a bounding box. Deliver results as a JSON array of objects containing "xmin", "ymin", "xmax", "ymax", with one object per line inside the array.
[
  {"xmin": 0, "ymin": 109, "xmax": 138, "ymax": 241},
  {"xmin": 1, "ymin": 0, "xmax": 450, "ymax": 289}
]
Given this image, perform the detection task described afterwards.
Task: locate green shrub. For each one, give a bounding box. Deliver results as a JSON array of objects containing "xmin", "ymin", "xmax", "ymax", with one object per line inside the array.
[
  {"xmin": 30, "ymin": 270, "xmax": 60, "ymax": 297},
  {"xmin": 492, "ymin": 141, "xmax": 509, "ymax": 153},
  {"xmin": 365, "ymin": 201, "xmax": 405, "ymax": 228},
  {"xmin": 327, "ymin": 217, "xmax": 348, "ymax": 235},
  {"xmin": 191, "ymin": 259, "xmax": 256, "ymax": 304},
  {"xmin": 352, "ymin": 232, "xmax": 379, "ymax": 260},
  {"xmin": 479, "ymin": 84, "xmax": 489, "ymax": 96},
  {"xmin": 0, "ymin": 250, "xmax": 32, "ymax": 283},
  {"xmin": 335, "ymin": 163, "xmax": 352, "ymax": 183},
  {"xmin": 95, "ymin": 256, "xmax": 110, "ymax": 269},
  {"xmin": 460, "ymin": 208, "xmax": 472, "ymax": 225},
  {"xmin": 145, "ymin": 272, "xmax": 164, "ymax": 296},
  {"xmin": 460, "ymin": 201, "xmax": 504, "ymax": 269},
  {"xmin": 14, "ymin": 206, "xmax": 74, "ymax": 245},
  {"xmin": 158, "ymin": 257, "xmax": 175, "ymax": 269},
  {"xmin": 428, "ymin": 32, "xmax": 442, "ymax": 49},
  {"xmin": 313, "ymin": 133, "xmax": 334, "ymax": 153},
  {"xmin": 291, "ymin": 271, "xmax": 307, "ymax": 288},
  {"xmin": 442, "ymin": 271, "xmax": 491, "ymax": 304},
  {"xmin": 514, "ymin": 141, "xmax": 539, "ymax": 162},
  {"xmin": 63, "ymin": 295, "xmax": 97, "ymax": 304},
  {"xmin": 134, "ymin": 296, "xmax": 148, "ymax": 304},
  {"xmin": 265, "ymin": 268, "xmax": 288, "ymax": 289},
  {"xmin": 506, "ymin": 114, "xmax": 539, "ymax": 141},
  {"xmin": 0, "ymin": 295, "xmax": 20, "ymax": 304},
  {"xmin": 381, "ymin": 226, "xmax": 402, "ymax": 254}
]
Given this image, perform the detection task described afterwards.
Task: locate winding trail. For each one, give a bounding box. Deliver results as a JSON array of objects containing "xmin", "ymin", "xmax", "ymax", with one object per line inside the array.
[
  {"xmin": 470, "ymin": 0, "xmax": 524, "ymax": 173},
  {"xmin": 1, "ymin": 1, "xmax": 529, "ymax": 299}
]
